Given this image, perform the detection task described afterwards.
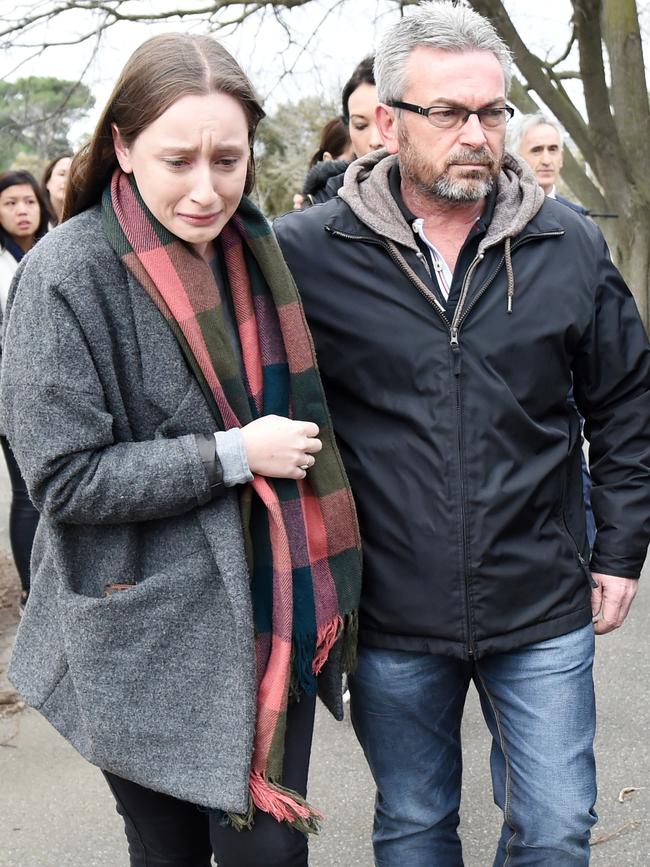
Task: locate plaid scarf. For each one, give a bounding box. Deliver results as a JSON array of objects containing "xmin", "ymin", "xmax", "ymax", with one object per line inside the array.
[{"xmin": 102, "ymin": 170, "xmax": 361, "ymax": 833}]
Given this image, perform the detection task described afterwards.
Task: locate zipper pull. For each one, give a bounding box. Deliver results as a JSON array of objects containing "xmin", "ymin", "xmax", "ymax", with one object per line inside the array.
[
  {"xmin": 450, "ymin": 328, "xmax": 461, "ymax": 375},
  {"xmin": 578, "ymin": 552, "xmax": 598, "ymax": 588}
]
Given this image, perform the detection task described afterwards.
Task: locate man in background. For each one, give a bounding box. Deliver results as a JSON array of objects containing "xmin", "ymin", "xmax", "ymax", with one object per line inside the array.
[{"xmin": 511, "ymin": 112, "xmax": 588, "ymax": 214}]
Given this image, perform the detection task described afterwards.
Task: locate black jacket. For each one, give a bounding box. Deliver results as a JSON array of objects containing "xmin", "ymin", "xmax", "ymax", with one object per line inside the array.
[
  {"xmin": 555, "ymin": 193, "xmax": 589, "ymax": 216},
  {"xmin": 301, "ymin": 160, "xmax": 347, "ymax": 207},
  {"xmin": 275, "ymin": 150, "xmax": 650, "ymax": 659}
]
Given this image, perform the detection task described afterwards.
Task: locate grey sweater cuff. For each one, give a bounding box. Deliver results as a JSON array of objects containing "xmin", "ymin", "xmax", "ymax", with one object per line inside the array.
[{"xmin": 214, "ymin": 429, "xmax": 253, "ymax": 487}]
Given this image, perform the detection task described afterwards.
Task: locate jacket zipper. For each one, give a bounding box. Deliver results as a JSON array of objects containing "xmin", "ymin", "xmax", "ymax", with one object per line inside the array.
[
  {"xmin": 325, "ymin": 226, "xmax": 451, "ymax": 324},
  {"xmin": 453, "ymin": 231, "xmax": 565, "ymax": 337},
  {"xmin": 562, "ymin": 515, "xmax": 597, "ymax": 588},
  {"xmin": 325, "ymin": 225, "xmax": 565, "ymax": 656},
  {"xmin": 450, "ymin": 336, "xmax": 474, "ymax": 654},
  {"xmin": 559, "ymin": 462, "xmax": 598, "ymax": 589}
]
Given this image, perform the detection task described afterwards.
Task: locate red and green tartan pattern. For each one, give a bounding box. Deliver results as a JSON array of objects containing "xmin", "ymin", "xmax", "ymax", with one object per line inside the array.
[{"xmin": 102, "ymin": 171, "xmax": 361, "ymax": 833}]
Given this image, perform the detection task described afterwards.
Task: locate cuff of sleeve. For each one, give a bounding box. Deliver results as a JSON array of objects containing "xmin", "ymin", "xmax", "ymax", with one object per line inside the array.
[{"xmin": 214, "ymin": 428, "xmax": 253, "ymax": 487}]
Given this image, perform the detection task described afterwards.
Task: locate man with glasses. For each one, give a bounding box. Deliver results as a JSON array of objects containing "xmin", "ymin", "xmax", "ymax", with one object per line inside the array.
[{"xmin": 275, "ymin": 5, "xmax": 650, "ymax": 865}]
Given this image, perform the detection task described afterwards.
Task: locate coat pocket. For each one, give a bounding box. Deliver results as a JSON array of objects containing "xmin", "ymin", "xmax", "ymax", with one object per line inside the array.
[{"xmin": 56, "ymin": 546, "xmax": 251, "ymax": 772}]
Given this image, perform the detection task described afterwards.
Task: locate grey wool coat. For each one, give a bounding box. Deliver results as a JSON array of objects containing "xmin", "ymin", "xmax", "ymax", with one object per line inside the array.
[{"xmin": 1, "ymin": 206, "xmax": 344, "ymax": 810}]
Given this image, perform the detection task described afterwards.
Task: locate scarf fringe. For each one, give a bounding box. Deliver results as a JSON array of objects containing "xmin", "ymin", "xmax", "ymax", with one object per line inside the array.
[
  {"xmin": 293, "ymin": 631, "xmax": 318, "ymax": 695},
  {"xmin": 291, "ymin": 612, "xmax": 349, "ymax": 695},
  {"xmin": 226, "ymin": 771, "xmax": 324, "ymax": 835},
  {"xmin": 230, "ymin": 613, "xmax": 358, "ymax": 832},
  {"xmin": 312, "ymin": 614, "xmax": 343, "ymax": 675}
]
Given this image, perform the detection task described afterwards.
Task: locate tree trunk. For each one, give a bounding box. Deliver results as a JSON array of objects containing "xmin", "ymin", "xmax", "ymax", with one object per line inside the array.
[{"xmin": 604, "ymin": 208, "xmax": 650, "ymax": 329}]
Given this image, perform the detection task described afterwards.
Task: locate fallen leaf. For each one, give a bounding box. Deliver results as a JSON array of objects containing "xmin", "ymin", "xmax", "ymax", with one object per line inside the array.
[{"xmin": 618, "ymin": 786, "xmax": 645, "ymax": 803}]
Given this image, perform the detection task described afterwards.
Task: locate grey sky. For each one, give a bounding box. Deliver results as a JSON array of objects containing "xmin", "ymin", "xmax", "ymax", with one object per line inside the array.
[{"xmin": 2, "ymin": 0, "xmax": 647, "ymax": 142}]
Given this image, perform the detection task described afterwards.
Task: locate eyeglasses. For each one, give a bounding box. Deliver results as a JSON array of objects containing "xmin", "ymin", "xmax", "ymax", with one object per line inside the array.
[{"xmin": 388, "ymin": 101, "xmax": 515, "ymax": 130}]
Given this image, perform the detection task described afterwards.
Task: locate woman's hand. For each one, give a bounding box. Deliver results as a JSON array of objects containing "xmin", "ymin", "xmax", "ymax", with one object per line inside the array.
[{"xmin": 240, "ymin": 415, "xmax": 322, "ymax": 479}]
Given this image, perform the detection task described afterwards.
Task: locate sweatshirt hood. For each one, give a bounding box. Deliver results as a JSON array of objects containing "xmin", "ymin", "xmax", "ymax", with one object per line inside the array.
[
  {"xmin": 339, "ymin": 148, "xmax": 545, "ymax": 251},
  {"xmin": 338, "ymin": 148, "xmax": 547, "ymax": 314}
]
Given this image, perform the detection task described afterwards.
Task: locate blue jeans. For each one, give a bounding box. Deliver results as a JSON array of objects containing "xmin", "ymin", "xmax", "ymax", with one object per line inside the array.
[{"xmin": 349, "ymin": 625, "xmax": 597, "ymax": 866}]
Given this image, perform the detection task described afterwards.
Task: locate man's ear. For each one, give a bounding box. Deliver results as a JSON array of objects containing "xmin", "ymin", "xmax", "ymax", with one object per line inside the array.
[
  {"xmin": 376, "ymin": 104, "xmax": 399, "ymax": 155},
  {"xmin": 111, "ymin": 123, "xmax": 133, "ymax": 173}
]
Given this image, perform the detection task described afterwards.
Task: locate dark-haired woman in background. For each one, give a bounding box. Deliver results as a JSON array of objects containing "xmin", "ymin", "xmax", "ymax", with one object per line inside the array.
[
  {"xmin": 296, "ymin": 56, "xmax": 381, "ymax": 210},
  {"xmin": 2, "ymin": 33, "xmax": 360, "ymax": 867},
  {"xmin": 0, "ymin": 170, "xmax": 49, "ymax": 305},
  {"xmin": 0, "ymin": 169, "xmax": 48, "ymax": 611},
  {"xmin": 341, "ymin": 55, "xmax": 381, "ymax": 160},
  {"xmin": 309, "ymin": 116, "xmax": 353, "ymax": 167},
  {"xmin": 42, "ymin": 153, "xmax": 73, "ymax": 226}
]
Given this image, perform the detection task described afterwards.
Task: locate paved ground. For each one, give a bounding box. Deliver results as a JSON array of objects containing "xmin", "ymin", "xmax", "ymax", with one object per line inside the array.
[{"xmin": 0, "ymin": 454, "xmax": 648, "ymax": 865}]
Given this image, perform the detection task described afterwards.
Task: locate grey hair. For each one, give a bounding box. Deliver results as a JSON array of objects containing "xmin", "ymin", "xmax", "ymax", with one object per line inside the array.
[
  {"xmin": 375, "ymin": 1, "xmax": 513, "ymax": 103},
  {"xmin": 508, "ymin": 112, "xmax": 564, "ymax": 153}
]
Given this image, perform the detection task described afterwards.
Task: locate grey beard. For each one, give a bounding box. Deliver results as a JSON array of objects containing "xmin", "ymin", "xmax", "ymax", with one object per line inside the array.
[
  {"xmin": 403, "ymin": 166, "xmax": 495, "ymax": 204},
  {"xmin": 398, "ymin": 133, "xmax": 502, "ymax": 204},
  {"xmin": 430, "ymin": 170, "xmax": 495, "ymax": 202}
]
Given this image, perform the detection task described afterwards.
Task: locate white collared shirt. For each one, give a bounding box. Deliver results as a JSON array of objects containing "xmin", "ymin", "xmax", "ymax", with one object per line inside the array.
[{"xmin": 412, "ymin": 218, "xmax": 453, "ymax": 301}]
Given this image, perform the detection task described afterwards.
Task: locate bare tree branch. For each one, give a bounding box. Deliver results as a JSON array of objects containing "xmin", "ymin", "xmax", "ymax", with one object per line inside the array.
[
  {"xmin": 547, "ymin": 69, "xmax": 581, "ymax": 80},
  {"xmin": 3, "ymin": 0, "xmax": 650, "ymax": 324},
  {"xmin": 508, "ymin": 76, "xmax": 544, "ymax": 112},
  {"xmin": 548, "ymin": 25, "xmax": 577, "ymax": 68},
  {"xmin": 0, "ymin": 36, "xmax": 98, "ymax": 136},
  {"xmin": 0, "ymin": 0, "xmax": 314, "ymax": 45},
  {"xmin": 263, "ymin": 0, "xmax": 349, "ymax": 95}
]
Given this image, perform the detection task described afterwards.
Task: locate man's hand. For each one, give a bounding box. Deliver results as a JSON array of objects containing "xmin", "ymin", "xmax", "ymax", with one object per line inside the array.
[{"xmin": 591, "ymin": 573, "xmax": 639, "ymax": 634}]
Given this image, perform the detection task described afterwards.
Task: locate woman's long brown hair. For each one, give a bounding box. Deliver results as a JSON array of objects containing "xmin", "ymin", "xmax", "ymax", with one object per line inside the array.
[{"xmin": 64, "ymin": 33, "xmax": 265, "ymax": 220}]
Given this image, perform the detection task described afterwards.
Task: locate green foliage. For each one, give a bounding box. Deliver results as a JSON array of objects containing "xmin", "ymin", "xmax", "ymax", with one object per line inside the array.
[
  {"xmin": 9, "ymin": 151, "xmax": 46, "ymax": 178},
  {"xmin": 0, "ymin": 76, "xmax": 95, "ymax": 171},
  {"xmin": 255, "ymin": 96, "xmax": 338, "ymax": 218}
]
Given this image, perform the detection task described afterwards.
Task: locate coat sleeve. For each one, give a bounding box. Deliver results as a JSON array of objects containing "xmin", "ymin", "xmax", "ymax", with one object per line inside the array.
[
  {"xmin": 572, "ymin": 234, "xmax": 650, "ymax": 579},
  {"xmin": 0, "ymin": 265, "xmax": 217, "ymax": 526}
]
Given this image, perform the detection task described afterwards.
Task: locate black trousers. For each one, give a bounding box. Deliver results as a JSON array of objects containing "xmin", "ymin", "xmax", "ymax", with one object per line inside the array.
[
  {"xmin": 104, "ymin": 693, "xmax": 316, "ymax": 867},
  {"xmin": 0, "ymin": 435, "xmax": 38, "ymax": 595}
]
